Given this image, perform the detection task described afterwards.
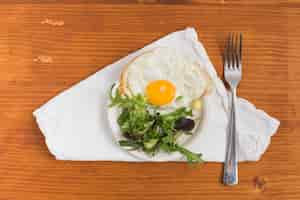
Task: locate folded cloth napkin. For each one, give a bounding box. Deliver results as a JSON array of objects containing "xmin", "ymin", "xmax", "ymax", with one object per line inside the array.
[{"xmin": 33, "ymin": 27, "xmax": 280, "ymax": 162}]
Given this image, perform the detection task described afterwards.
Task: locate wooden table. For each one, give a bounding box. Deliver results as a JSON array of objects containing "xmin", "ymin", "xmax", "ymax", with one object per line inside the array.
[{"xmin": 0, "ymin": 1, "xmax": 299, "ymax": 199}]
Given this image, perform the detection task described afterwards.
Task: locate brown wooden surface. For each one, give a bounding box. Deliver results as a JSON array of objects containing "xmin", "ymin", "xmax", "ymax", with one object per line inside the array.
[{"xmin": 0, "ymin": 1, "xmax": 299, "ymax": 200}]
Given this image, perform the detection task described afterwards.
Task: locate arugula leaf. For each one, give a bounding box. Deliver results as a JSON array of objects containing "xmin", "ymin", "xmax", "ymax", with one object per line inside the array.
[
  {"xmin": 144, "ymin": 138, "xmax": 159, "ymax": 150},
  {"xmin": 175, "ymin": 96, "xmax": 183, "ymax": 101},
  {"xmin": 119, "ymin": 140, "xmax": 143, "ymax": 150},
  {"xmin": 161, "ymin": 107, "xmax": 192, "ymax": 121},
  {"xmin": 175, "ymin": 145, "xmax": 204, "ymax": 163},
  {"xmin": 109, "ymin": 84, "xmax": 123, "ymax": 107}
]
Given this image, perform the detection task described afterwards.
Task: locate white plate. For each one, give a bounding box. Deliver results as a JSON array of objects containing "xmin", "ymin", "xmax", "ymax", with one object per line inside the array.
[{"xmin": 106, "ymin": 83, "xmax": 204, "ymax": 161}]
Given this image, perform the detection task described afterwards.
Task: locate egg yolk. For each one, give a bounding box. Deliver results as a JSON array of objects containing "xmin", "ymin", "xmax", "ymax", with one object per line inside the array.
[{"xmin": 146, "ymin": 80, "xmax": 176, "ymax": 106}]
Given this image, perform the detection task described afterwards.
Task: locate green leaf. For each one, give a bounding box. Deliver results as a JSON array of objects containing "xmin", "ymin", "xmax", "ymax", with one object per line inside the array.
[
  {"xmin": 175, "ymin": 96, "xmax": 183, "ymax": 101},
  {"xmin": 143, "ymin": 138, "xmax": 159, "ymax": 150},
  {"xmin": 119, "ymin": 140, "xmax": 142, "ymax": 150},
  {"xmin": 161, "ymin": 107, "xmax": 192, "ymax": 121},
  {"xmin": 109, "ymin": 84, "xmax": 124, "ymax": 107},
  {"xmin": 175, "ymin": 144, "xmax": 204, "ymax": 163}
]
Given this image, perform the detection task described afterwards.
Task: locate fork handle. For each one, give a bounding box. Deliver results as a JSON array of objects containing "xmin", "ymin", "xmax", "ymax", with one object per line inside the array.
[{"xmin": 223, "ymin": 89, "xmax": 238, "ymax": 185}]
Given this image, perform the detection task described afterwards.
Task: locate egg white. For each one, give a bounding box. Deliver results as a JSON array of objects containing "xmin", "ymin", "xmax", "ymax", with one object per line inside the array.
[{"xmin": 121, "ymin": 47, "xmax": 212, "ymax": 116}]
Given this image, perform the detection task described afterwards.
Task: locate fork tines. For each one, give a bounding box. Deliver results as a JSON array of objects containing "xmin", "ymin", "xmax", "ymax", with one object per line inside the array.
[{"xmin": 224, "ymin": 33, "xmax": 243, "ymax": 70}]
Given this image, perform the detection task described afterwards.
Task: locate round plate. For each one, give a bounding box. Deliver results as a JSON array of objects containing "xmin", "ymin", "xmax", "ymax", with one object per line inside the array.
[{"xmin": 106, "ymin": 83, "xmax": 204, "ymax": 161}]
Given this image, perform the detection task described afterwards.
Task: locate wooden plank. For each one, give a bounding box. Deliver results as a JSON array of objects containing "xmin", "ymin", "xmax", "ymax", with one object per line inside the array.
[
  {"xmin": 0, "ymin": 0, "xmax": 286, "ymax": 5},
  {"xmin": 0, "ymin": 1, "xmax": 298, "ymax": 200}
]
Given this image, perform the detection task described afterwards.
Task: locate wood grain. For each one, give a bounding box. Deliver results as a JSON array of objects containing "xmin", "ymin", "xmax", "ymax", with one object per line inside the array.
[{"xmin": 0, "ymin": 1, "xmax": 298, "ymax": 200}]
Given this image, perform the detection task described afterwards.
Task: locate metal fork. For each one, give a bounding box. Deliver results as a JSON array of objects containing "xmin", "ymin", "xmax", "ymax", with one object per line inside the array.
[{"xmin": 223, "ymin": 33, "xmax": 243, "ymax": 186}]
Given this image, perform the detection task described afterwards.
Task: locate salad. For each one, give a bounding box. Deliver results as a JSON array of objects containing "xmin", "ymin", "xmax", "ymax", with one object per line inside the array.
[{"xmin": 109, "ymin": 84, "xmax": 204, "ymax": 163}]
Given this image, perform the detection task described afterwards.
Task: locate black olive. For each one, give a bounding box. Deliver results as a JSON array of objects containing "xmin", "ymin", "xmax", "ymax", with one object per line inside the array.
[{"xmin": 174, "ymin": 118, "xmax": 195, "ymax": 131}]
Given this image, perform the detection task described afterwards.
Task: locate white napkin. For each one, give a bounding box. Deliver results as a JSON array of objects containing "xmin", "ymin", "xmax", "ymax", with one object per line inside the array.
[{"xmin": 33, "ymin": 28, "xmax": 279, "ymax": 162}]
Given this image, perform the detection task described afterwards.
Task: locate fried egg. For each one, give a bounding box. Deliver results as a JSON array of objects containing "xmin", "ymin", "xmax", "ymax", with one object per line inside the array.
[{"xmin": 120, "ymin": 47, "xmax": 212, "ymax": 116}]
